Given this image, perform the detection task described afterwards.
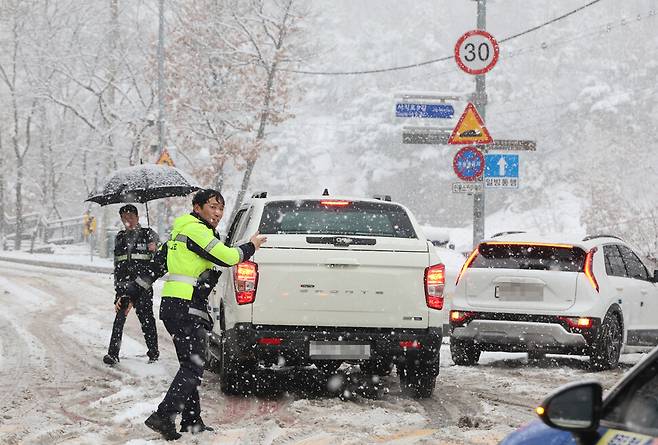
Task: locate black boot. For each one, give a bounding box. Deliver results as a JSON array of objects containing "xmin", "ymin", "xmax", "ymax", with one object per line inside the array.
[
  {"xmin": 147, "ymin": 350, "xmax": 159, "ymax": 364},
  {"xmin": 180, "ymin": 419, "xmax": 214, "ymax": 434},
  {"xmin": 145, "ymin": 411, "xmax": 182, "ymax": 441},
  {"xmin": 103, "ymin": 354, "xmax": 119, "ymax": 366}
]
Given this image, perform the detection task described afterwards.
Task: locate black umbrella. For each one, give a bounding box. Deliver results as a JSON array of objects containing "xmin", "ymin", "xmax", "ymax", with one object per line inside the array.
[{"xmin": 86, "ymin": 164, "xmax": 202, "ymax": 223}]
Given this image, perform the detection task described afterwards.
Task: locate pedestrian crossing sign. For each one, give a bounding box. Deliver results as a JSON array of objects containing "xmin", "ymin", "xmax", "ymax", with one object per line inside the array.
[
  {"xmin": 156, "ymin": 148, "xmax": 175, "ymax": 167},
  {"xmin": 448, "ymin": 102, "xmax": 493, "ymax": 145}
]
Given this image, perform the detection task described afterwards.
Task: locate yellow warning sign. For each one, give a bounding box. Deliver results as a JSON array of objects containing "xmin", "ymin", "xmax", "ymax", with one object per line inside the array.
[
  {"xmin": 156, "ymin": 148, "xmax": 175, "ymax": 167},
  {"xmin": 448, "ymin": 102, "xmax": 493, "ymax": 145}
]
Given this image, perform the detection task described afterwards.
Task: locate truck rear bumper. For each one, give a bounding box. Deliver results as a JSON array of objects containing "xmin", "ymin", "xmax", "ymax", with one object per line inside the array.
[{"xmin": 223, "ymin": 323, "xmax": 442, "ymax": 371}]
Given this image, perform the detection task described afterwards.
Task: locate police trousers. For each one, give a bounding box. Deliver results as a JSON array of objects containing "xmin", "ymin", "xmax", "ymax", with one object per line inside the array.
[
  {"xmin": 157, "ymin": 316, "xmax": 207, "ymax": 424},
  {"xmin": 107, "ymin": 290, "xmax": 159, "ymax": 360}
]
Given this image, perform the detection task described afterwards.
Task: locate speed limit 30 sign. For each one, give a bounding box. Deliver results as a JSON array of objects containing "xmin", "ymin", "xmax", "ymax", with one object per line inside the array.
[{"xmin": 454, "ymin": 30, "xmax": 499, "ymax": 75}]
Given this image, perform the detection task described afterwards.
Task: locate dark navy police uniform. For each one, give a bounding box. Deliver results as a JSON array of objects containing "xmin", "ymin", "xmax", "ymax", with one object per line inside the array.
[{"xmin": 105, "ymin": 225, "xmax": 160, "ymax": 363}]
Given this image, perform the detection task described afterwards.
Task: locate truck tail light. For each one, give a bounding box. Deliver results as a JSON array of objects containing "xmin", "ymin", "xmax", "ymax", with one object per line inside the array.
[
  {"xmin": 399, "ymin": 340, "xmax": 422, "ymax": 349},
  {"xmin": 425, "ymin": 263, "xmax": 445, "ymax": 310},
  {"xmin": 583, "ymin": 247, "xmax": 599, "ymax": 292},
  {"xmin": 456, "ymin": 247, "xmax": 479, "ymax": 285},
  {"xmin": 234, "ymin": 261, "xmax": 258, "ymax": 305},
  {"xmin": 257, "ymin": 337, "xmax": 282, "ymax": 346}
]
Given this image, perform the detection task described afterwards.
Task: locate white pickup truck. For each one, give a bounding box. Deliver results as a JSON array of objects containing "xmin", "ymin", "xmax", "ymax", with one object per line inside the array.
[{"xmin": 206, "ymin": 194, "xmax": 446, "ymax": 398}]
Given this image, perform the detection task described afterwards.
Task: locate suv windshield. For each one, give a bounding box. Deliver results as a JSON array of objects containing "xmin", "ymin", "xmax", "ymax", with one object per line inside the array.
[
  {"xmin": 471, "ymin": 243, "xmax": 586, "ymax": 272},
  {"xmin": 258, "ymin": 200, "xmax": 417, "ymax": 238}
]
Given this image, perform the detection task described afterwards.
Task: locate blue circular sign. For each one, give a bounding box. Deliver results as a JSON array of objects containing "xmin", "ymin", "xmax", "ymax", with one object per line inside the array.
[{"xmin": 453, "ymin": 146, "xmax": 484, "ymax": 181}]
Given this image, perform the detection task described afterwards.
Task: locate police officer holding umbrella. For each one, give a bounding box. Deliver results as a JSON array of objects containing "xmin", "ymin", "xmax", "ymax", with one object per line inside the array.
[
  {"xmin": 124, "ymin": 189, "xmax": 266, "ymax": 440},
  {"xmin": 103, "ymin": 204, "xmax": 160, "ymax": 365}
]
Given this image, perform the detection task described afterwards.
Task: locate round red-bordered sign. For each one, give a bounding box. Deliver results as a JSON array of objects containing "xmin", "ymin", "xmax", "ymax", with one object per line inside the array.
[
  {"xmin": 454, "ymin": 30, "xmax": 499, "ymax": 75},
  {"xmin": 453, "ymin": 146, "xmax": 485, "ymax": 181}
]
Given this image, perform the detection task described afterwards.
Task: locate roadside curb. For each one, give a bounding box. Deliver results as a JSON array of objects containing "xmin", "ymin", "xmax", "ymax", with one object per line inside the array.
[{"xmin": 0, "ymin": 255, "xmax": 113, "ymax": 274}]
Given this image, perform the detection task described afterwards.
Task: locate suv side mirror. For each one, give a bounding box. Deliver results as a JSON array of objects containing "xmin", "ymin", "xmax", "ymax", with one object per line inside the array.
[
  {"xmin": 653, "ymin": 270, "xmax": 658, "ymax": 283},
  {"xmin": 537, "ymin": 381, "xmax": 602, "ymax": 438}
]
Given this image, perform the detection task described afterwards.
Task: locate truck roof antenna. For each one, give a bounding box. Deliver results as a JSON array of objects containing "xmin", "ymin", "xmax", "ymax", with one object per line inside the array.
[{"xmin": 322, "ymin": 188, "xmax": 329, "ymax": 196}]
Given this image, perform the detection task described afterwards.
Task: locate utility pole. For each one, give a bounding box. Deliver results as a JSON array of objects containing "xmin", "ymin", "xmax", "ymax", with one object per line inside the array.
[
  {"xmin": 100, "ymin": 0, "xmax": 120, "ymax": 258},
  {"xmin": 157, "ymin": 0, "xmax": 165, "ymax": 154},
  {"xmin": 472, "ymin": 0, "xmax": 487, "ymax": 248},
  {"xmin": 157, "ymin": 0, "xmax": 167, "ymax": 237}
]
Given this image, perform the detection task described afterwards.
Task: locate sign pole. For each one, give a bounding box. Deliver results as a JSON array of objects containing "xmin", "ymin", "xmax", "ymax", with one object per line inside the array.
[{"xmin": 473, "ymin": 0, "xmax": 487, "ymax": 249}]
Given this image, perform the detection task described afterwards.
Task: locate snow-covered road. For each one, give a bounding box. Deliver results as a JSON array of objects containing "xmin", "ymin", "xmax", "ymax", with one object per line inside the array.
[{"xmin": 0, "ymin": 260, "xmax": 645, "ymax": 444}]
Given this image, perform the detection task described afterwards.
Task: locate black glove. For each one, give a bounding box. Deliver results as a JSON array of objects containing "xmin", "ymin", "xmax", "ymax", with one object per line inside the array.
[
  {"xmin": 114, "ymin": 294, "xmax": 131, "ymax": 308},
  {"xmin": 197, "ymin": 269, "xmax": 221, "ymax": 290}
]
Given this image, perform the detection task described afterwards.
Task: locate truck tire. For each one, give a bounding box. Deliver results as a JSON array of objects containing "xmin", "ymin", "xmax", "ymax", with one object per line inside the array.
[
  {"xmin": 219, "ymin": 341, "xmax": 241, "ymax": 395},
  {"xmin": 219, "ymin": 337, "xmax": 255, "ymax": 395},
  {"xmin": 450, "ymin": 339, "xmax": 480, "ymax": 366},
  {"xmin": 399, "ymin": 363, "xmax": 436, "ymax": 399},
  {"xmin": 589, "ymin": 314, "xmax": 622, "ymax": 371}
]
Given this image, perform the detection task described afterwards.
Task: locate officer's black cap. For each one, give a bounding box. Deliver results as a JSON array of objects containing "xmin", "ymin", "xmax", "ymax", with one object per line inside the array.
[
  {"xmin": 193, "ymin": 189, "xmax": 225, "ymax": 207},
  {"xmin": 119, "ymin": 204, "xmax": 138, "ymax": 216}
]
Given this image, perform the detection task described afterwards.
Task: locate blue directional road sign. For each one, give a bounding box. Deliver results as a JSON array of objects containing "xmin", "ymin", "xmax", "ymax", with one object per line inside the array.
[
  {"xmin": 396, "ymin": 103, "xmax": 454, "ymax": 119},
  {"xmin": 484, "ymin": 154, "xmax": 519, "ymax": 188}
]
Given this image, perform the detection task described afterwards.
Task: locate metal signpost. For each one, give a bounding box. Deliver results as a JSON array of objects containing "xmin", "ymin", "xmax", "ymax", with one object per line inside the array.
[
  {"xmin": 396, "ymin": 2, "xmax": 536, "ymax": 248},
  {"xmin": 454, "ymin": 3, "xmax": 496, "ymax": 248}
]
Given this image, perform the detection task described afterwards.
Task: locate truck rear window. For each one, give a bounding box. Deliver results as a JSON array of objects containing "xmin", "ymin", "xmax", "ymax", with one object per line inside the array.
[
  {"xmin": 471, "ymin": 243, "xmax": 586, "ymax": 272},
  {"xmin": 259, "ymin": 200, "xmax": 417, "ymax": 238}
]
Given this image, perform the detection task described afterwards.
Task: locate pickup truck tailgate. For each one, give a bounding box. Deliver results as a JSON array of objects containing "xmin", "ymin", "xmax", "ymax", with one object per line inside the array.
[{"xmin": 251, "ymin": 242, "xmax": 430, "ymax": 329}]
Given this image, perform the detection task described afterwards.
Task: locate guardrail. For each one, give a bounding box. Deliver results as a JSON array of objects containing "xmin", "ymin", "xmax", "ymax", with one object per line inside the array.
[{"xmin": 3, "ymin": 213, "xmax": 90, "ymax": 250}]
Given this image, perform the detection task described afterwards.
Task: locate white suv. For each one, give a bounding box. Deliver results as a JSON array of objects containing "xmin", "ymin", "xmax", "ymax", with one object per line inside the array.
[
  {"xmin": 450, "ymin": 233, "xmax": 658, "ymax": 370},
  {"xmin": 206, "ymin": 193, "xmax": 446, "ymax": 397}
]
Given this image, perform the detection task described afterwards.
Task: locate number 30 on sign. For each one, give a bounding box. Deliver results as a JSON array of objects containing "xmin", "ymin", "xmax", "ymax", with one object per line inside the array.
[{"xmin": 454, "ymin": 30, "xmax": 499, "ymax": 75}]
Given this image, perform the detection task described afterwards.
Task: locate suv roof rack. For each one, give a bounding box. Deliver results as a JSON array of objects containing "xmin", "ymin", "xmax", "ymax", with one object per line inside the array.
[
  {"xmin": 373, "ymin": 194, "xmax": 392, "ymax": 202},
  {"xmin": 582, "ymin": 234, "xmax": 624, "ymax": 242},
  {"xmin": 490, "ymin": 231, "xmax": 526, "ymax": 238},
  {"xmin": 251, "ymin": 191, "xmax": 268, "ymax": 198}
]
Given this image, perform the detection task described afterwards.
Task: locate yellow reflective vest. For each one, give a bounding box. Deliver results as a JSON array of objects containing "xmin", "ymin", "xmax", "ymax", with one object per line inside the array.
[{"xmin": 162, "ymin": 213, "xmax": 244, "ymax": 300}]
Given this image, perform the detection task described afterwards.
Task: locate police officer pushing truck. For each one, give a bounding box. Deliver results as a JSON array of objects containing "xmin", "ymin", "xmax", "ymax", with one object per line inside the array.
[
  {"xmin": 123, "ymin": 189, "xmax": 266, "ymax": 440},
  {"xmin": 103, "ymin": 204, "xmax": 160, "ymax": 366}
]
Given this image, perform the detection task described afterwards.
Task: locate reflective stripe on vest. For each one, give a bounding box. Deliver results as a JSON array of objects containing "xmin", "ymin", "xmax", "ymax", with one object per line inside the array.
[
  {"xmin": 114, "ymin": 253, "xmax": 152, "ymax": 262},
  {"xmin": 165, "ymin": 273, "xmax": 198, "ymax": 286},
  {"xmin": 176, "ymin": 234, "xmax": 221, "ymax": 256}
]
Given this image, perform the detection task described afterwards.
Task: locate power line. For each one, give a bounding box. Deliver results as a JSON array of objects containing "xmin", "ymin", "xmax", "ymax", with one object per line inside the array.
[
  {"xmin": 498, "ymin": 0, "xmax": 603, "ymax": 43},
  {"xmin": 283, "ymin": 0, "xmax": 605, "ymax": 76}
]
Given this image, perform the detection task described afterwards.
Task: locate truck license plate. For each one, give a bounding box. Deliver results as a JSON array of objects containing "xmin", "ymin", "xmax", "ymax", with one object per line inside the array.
[{"xmin": 309, "ymin": 341, "xmax": 371, "ymax": 359}]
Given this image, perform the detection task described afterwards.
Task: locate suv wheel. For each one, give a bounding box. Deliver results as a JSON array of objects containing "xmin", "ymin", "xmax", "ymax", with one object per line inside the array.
[
  {"xmin": 589, "ymin": 315, "xmax": 622, "ymax": 371},
  {"xmin": 398, "ymin": 362, "xmax": 436, "ymax": 398},
  {"xmin": 451, "ymin": 339, "xmax": 481, "ymax": 366}
]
